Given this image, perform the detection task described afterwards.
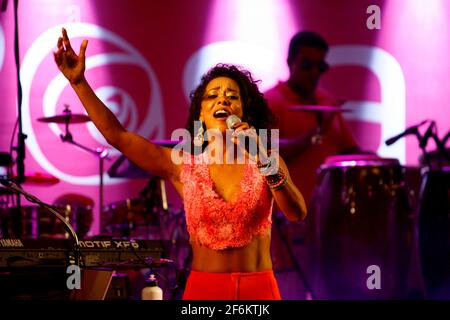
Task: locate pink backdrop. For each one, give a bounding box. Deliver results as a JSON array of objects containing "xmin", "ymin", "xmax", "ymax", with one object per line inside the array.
[{"xmin": 0, "ymin": 0, "xmax": 449, "ymax": 235}]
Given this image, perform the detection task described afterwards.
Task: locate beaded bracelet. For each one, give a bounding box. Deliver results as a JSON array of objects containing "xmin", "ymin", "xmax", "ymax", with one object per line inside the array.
[
  {"xmin": 264, "ymin": 167, "xmax": 289, "ymax": 190},
  {"xmin": 270, "ymin": 174, "xmax": 289, "ymax": 190},
  {"xmin": 257, "ymin": 155, "xmax": 278, "ymax": 176}
]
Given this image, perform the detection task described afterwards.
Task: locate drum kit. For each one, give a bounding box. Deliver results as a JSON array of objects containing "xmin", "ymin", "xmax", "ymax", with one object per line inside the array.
[
  {"xmin": 1, "ymin": 105, "xmax": 187, "ymax": 245},
  {"xmin": 0, "ymin": 105, "xmax": 191, "ymax": 301}
]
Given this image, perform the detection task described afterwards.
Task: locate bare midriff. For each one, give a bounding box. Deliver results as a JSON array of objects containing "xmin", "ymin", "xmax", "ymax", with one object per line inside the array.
[{"xmin": 191, "ymin": 229, "xmax": 273, "ymax": 273}]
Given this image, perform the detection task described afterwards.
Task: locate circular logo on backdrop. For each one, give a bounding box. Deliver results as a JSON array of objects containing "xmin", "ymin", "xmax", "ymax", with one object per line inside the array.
[{"xmin": 21, "ymin": 22, "xmax": 164, "ymax": 185}]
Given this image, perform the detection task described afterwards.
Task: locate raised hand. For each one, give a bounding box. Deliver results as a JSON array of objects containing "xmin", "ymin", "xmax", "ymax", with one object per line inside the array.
[{"xmin": 53, "ymin": 28, "xmax": 88, "ymax": 85}]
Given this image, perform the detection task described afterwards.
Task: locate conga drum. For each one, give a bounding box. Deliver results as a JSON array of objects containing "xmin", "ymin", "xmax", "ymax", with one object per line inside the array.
[
  {"xmin": 311, "ymin": 155, "xmax": 414, "ymax": 299},
  {"xmin": 417, "ymin": 167, "xmax": 450, "ymax": 299}
]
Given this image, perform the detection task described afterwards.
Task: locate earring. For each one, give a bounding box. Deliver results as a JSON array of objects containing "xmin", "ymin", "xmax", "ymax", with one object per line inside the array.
[{"xmin": 194, "ymin": 122, "xmax": 204, "ymax": 146}]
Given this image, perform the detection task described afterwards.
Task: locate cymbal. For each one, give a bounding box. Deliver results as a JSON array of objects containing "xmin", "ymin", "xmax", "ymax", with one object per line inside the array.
[
  {"xmin": 37, "ymin": 114, "xmax": 91, "ymax": 124},
  {"xmin": 17, "ymin": 172, "xmax": 60, "ymax": 186},
  {"xmin": 108, "ymin": 140, "xmax": 181, "ymax": 179},
  {"xmin": 288, "ymin": 105, "xmax": 352, "ymax": 113}
]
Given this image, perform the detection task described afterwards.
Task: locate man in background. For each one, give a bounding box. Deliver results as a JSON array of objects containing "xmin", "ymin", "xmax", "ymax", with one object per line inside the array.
[
  {"xmin": 265, "ymin": 30, "xmax": 360, "ymax": 208},
  {"xmin": 265, "ymin": 31, "xmax": 361, "ymax": 299}
]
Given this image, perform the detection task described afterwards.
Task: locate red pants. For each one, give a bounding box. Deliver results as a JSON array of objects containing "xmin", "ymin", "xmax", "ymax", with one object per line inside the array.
[{"xmin": 182, "ymin": 270, "xmax": 281, "ymax": 300}]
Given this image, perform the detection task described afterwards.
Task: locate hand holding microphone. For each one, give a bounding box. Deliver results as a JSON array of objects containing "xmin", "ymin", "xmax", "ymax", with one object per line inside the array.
[
  {"xmin": 226, "ymin": 116, "xmax": 282, "ymax": 182},
  {"xmin": 226, "ymin": 115, "xmax": 253, "ymax": 135},
  {"xmin": 226, "ymin": 115, "xmax": 275, "ymax": 167},
  {"xmin": 226, "ymin": 115, "xmax": 259, "ymax": 159}
]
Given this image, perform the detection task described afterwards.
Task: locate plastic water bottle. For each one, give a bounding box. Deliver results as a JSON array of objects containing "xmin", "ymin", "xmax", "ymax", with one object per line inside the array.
[{"xmin": 141, "ymin": 274, "xmax": 163, "ymax": 300}]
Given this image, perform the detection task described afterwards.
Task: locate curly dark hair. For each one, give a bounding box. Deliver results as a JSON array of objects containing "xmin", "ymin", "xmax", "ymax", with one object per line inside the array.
[{"xmin": 185, "ymin": 64, "xmax": 277, "ymax": 150}]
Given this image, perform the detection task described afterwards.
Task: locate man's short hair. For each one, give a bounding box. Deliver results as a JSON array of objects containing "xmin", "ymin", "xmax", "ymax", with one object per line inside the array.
[{"xmin": 287, "ymin": 31, "xmax": 329, "ymax": 66}]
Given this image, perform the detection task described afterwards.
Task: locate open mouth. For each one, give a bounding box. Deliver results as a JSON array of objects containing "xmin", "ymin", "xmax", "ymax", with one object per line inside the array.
[{"xmin": 213, "ymin": 109, "xmax": 230, "ymax": 119}]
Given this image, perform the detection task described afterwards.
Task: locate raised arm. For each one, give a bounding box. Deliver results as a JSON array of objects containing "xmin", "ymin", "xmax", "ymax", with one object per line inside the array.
[{"xmin": 53, "ymin": 28, "xmax": 180, "ymax": 181}]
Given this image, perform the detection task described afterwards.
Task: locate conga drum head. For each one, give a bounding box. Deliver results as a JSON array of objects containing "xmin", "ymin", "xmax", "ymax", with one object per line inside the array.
[{"xmin": 321, "ymin": 154, "xmax": 399, "ymax": 168}]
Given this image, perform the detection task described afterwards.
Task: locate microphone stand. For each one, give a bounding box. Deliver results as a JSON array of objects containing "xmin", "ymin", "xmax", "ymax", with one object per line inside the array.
[
  {"xmin": 0, "ymin": 180, "xmax": 81, "ymax": 266},
  {"xmin": 437, "ymin": 130, "xmax": 450, "ymax": 163},
  {"xmin": 9, "ymin": 0, "xmax": 26, "ymax": 238},
  {"xmin": 416, "ymin": 121, "xmax": 450, "ymax": 170},
  {"xmin": 420, "ymin": 122, "xmax": 450, "ymax": 170},
  {"xmin": 442, "ymin": 130, "xmax": 450, "ymax": 147},
  {"xmin": 415, "ymin": 128, "xmax": 431, "ymax": 169}
]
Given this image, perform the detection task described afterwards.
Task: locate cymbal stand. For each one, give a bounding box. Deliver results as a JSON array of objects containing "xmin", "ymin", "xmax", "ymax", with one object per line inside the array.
[
  {"xmin": 59, "ymin": 108, "xmax": 110, "ymax": 224},
  {"xmin": 273, "ymin": 212, "xmax": 317, "ymax": 300},
  {"xmin": 138, "ymin": 176, "xmax": 169, "ymax": 238},
  {"xmin": 312, "ymin": 113, "xmax": 324, "ymax": 145},
  {"xmin": 139, "ymin": 177, "xmax": 168, "ymax": 210}
]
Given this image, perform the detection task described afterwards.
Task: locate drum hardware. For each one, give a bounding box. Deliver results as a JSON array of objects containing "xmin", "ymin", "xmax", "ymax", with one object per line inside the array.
[
  {"xmin": 0, "ymin": 153, "xmax": 13, "ymax": 196},
  {"xmin": 103, "ymin": 176, "xmax": 168, "ymax": 239},
  {"xmin": 288, "ymin": 105, "xmax": 353, "ymax": 113},
  {"xmin": 38, "ymin": 104, "xmax": 110, "ymax": 222},
  {"xmin": 385, "ymin": 120, "xmax": 450, "ymax": 299},
  {"xmin": 419, "ymin": 147, "xmax": 450, "ymax": 171},
  {"xmin": 105, "ymin": 139, "xmax": 180, "ymax": 239},
  {"xmin": 386, "ymin": 120, "xmax": 448, "ymax": 170},
  {"xmin": 288, "ymin": 105, "xmax": 353, "ymax": 145},
  {"xmin": 103, "ymin": 140, "xmax": 190, "ymax": 300},
  {"xmin": 0, "ymin": 153, "xmax": 14, "ymax": 238},
  {"xmin": 107, "ymin": 139, "xmax": 180, "ymax": 179},
  {"xmin": 416, "ymin": 167, "xmax": 450, "ymax": 299},
  {"xmin": 52, "ymin": 193, "xmax": 94, "ymax": 239},
  {"xmin": 272, "ymin": 211, "xmax": 317, "ymax": 300}
]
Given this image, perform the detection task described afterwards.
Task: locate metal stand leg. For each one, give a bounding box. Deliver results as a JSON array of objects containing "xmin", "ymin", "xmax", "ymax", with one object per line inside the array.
[{"xmin": 273, "ymin": 213, "xmax": 317, "ymax": 300}]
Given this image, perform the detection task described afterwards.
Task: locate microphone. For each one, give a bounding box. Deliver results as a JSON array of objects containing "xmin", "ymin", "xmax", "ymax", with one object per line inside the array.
[
  {"xmin": 226, "ymin": 114, "xmax": 241, "ymax": 130},
  {"xmin": 226, "ymin": 114, "xmax": 255, "ymax": 158},
  {"xmin": 225, "ymin": 115, "xmax": 273, "ymax": 166},
  {"xmin": 419, "ymin": 121, "xmax": 435, "ymax": 149},
  {"xmin": 0, "ymin": 179, "xmax": 80, "ymax": 262},
  {"xmin": 385, "ymin": 119, "xmax": 429, "ymax": 146}
]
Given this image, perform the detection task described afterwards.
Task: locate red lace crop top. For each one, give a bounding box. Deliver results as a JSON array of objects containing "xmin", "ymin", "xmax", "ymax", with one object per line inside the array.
[{"xmin": 180, "ymin": 153, "xmax": 273, "ymax": 250}]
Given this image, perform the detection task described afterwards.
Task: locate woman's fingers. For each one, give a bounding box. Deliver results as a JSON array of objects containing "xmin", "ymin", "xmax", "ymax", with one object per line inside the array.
[
  {"xmin": 230, "ymin": 122, "xmax": 261, "ymax": 161},
  {"xmin": 61, "ymin": 28, "xmax": 73, "ymax": 52},
  {"xmin": 57, "ymin": 37, "xmax": 63, "ymax": 50},
  {"xmin": 78, "ymin": 39, "xmax": 88, "ymax": 59},
  {"xmin": 53, "ymin": 52, "xmax": 62, "ymax": 66},
  {"xmin": 232, "ymin": 122, "xmax": 256, "ymax": 139},
  {"xmin": 232, "ymin": 122, "xmax": 249, "ymax": 131}
]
